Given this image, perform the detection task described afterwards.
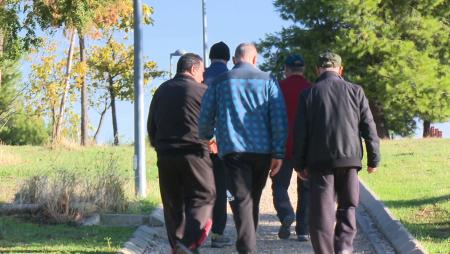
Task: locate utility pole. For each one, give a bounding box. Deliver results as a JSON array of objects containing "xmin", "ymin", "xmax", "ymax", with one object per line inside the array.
[{"xmin": 133, "ymin": 0, "xmax": 147, "ymax": 198}]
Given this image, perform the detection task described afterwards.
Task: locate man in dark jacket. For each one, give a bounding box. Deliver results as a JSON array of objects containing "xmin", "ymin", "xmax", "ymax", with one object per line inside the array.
[
  {"xmin": 293, "ymin": 52, "xmax": 380, "ymax": 254},
  {"xmin": 204, "ymin": 41, "xmax": 233, "ymax": 248},
  {"xmin": 272, "ymin": 54, "xmax": 311, "ymax": 241},
  {"xmin": 147, "ymin": 53, "xmax": 216, "ymax": 254}
]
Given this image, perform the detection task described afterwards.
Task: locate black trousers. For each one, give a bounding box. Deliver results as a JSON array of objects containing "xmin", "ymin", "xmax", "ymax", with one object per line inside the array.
[
  {"xmin": 210, "ymin": 154, "xmax": 229, "ymax": 235},
  {"xmin": 157, "ymin": 151, "xmax": 216, "ymax": 250},
  {"xmin": 309, "ymin": 167, "xmax": 359, "ymax": 254},
  {"xmin": 223, "ymin": 153, "xmax": 271, "ymax": 254}
]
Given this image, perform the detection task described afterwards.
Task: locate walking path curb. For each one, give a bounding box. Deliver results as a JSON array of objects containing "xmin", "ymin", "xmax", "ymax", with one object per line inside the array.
[
  {"xmin": 359, "ymin": 180, "xmax": 428, "ymax": 254},
  {"xmin": 117, "ymin": 206, "xmax": 165, "ymax": 254}
]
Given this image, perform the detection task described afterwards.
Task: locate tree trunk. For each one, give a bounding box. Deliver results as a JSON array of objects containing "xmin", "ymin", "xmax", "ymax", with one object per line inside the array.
[
  {"xmin": 79, "ymin": 34, "xmax": 88, "ymax": 146},
  {"xmin": 422, "ymin": 120, "xmax": 431, "ymax": 138},
  {"xmin": 51, "ymin": 104, "xmax": 56, "ymax": 141},
  {"xmin": 93, "ymin": 99, "xmax": 110, "ymax": 142},
  {"xmin": 54, "ymin": 32, "xmax": 75, "ymax": 143},
  {"xmin": 108, "ymin": 75, "xmax": 119, "ymax": 145},
  {"xmin": 369, "ymin": 101, "xmax": 390, "ymax": 139}
]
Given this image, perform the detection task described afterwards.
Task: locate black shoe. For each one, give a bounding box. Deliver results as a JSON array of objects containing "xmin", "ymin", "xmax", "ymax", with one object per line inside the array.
[
  {"xmin": 211, "ymin": 233, "xmax": 233, "ymax": 248},
  {"xmin": 278, "ymin": 215, "xmax": 295, "ymax": 239}
]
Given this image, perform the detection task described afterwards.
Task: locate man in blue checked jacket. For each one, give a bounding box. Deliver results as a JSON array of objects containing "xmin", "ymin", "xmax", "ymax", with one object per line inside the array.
[{"xmin": 198, "ymin": 42, "xmax": 288, "ymax": 254}]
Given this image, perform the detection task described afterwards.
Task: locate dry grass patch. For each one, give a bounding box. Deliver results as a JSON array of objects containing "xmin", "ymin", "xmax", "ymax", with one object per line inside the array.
[
  {"xmin": 0, "ymin": 146, "xmax": 22, "ymax": 166},
  {"xmin": 14, "ymin": 159, "xmax": 128, "ymax": 224},
  {"xmin": 0, "ymin": 178, "xmax": 19, "ymax": 203}
]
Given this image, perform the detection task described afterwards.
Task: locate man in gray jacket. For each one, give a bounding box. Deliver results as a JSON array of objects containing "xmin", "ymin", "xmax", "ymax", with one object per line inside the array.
[{"xmin": 294, "ymin": 51, "xmax": 380, "ymax": 254}]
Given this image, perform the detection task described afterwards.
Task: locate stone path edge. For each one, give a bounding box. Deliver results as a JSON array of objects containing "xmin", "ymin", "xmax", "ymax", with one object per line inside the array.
[
  {"xmin": 117, "ymin": 205, "xmax": 164, "ymax": 254},
  {"xmin": 118, "ymin": 183, "xmax": 430, "ymax": 254},
  {"xmin": 359, "ymin": 180, "xmax": 428, "ymax": 254}
]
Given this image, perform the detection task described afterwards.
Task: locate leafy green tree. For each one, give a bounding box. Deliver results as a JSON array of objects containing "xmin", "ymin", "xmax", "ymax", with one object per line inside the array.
[
  {"xmin": 0, "ymin": 60, "xmax": 19, "ymax": 127},
  {"xmin": 24, "ymin": 42, "xmax": 79, "ymax": 142},
  {"xmin": 259, "ymin": 0, "xmax": 450, "ymax": 137},
  {"xmin": 88, "ymin": 37, "xmax": 162, "ymax": 145},
  {"xmin": 0, "ymin": 0, "xmax": 40, "ymax": 86},
  {"xmin": 31, "ymin": 0, "xmax": 155, "ymax": 145},
  {"xmin": 0, "ymin": 60, "xmax": 48, "ymax": 145}
]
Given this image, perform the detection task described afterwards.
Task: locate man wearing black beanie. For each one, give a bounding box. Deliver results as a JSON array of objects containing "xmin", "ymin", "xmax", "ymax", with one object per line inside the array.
[
  {"xmin": 204, "ymin": 41, "xmax": 230, "ymax": 85},
  {"xmin": 203, "ymin": 41, "xmax": 233, "ymax": 248}
]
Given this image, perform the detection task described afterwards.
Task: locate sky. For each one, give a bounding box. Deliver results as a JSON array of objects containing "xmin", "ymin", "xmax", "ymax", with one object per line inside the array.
[
  {"xmin": 95, "ymin": 0, "xmax": 293, "ymax": 144},
  {"xmin": 28, "ymin": 0, "xmax": 449, "ymax": 143}
]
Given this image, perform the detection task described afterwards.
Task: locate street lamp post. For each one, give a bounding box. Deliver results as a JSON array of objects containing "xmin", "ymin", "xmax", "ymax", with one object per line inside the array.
[
  {"xmin": 202, "ymin": 0, "xmax": 208, "ymax": 66},
  {"xmin": 133, "ymin": 0, "xmax": 146, "ymax": 198},
  {"xmin": 169, "ymin": 49, "xmax": 187, "ymax": 78}
]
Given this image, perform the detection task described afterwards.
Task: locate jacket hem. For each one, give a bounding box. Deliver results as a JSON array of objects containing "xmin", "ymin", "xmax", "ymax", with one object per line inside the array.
[{"xmin": 309, "ymin": 157, "xmax": 362, "ymax": 170}]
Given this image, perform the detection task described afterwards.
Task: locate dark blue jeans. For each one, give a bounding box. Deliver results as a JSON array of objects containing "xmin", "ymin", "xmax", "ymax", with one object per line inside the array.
[{"xmin": 271, "ymin": 159, "xmax": 310, "ymax": 235}]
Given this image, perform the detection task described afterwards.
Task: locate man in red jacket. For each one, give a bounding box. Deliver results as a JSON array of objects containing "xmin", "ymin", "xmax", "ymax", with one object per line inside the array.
[{"xmin": 271, "ymin": 54, "xmax": 311, "ymax": 241}]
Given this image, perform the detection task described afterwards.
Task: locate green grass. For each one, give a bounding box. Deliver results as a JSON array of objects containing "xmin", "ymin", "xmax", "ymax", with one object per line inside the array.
[
  {"xmin": 0, "ymin": 216, "xmax": 134, "ymax": 253},
  {"xmin": 0, "ymin": 144, "xmax": 161, "ymax": 206},
  {"xmin": 0, "ymin": 144, "xmax": 161, "ymax": 253},
  {"xmin": 360, "ymin": 138, "xmax": 450, "ymax": 254}
]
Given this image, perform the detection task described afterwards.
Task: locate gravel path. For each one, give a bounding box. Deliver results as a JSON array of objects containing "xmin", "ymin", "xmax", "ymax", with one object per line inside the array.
[{"xmin": 145, "ymin": 176, "xmax": 376, "ymax": 254}]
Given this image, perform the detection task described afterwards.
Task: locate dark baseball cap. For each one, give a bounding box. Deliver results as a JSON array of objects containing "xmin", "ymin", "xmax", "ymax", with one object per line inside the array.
[
  {"xmin": 284, "ymin": 54, "xmax": 305, "ymax": 67},
  {"xmin": 209, "ymin": 41, "xmax": 230, "ymax": 61},
  {"xmin": 317, "ymin": 51, "xmax": 342, "ymax": 68}
]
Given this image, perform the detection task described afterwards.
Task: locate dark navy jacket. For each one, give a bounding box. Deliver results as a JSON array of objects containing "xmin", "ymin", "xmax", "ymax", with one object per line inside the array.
[{"xmin": 204, "ymin": 61, "xmax": 229, "ymax": 86}]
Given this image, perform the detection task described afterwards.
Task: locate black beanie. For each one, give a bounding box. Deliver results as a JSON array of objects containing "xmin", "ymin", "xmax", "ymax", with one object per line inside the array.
[{"xmin": 209, "ymin": 41, "xmax": 230, "ymax": 61}]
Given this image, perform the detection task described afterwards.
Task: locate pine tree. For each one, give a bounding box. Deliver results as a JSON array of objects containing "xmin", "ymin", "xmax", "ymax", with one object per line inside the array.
[{"xmin": 259, "ymin": 0, "xmax": 450, "ymax": 137}]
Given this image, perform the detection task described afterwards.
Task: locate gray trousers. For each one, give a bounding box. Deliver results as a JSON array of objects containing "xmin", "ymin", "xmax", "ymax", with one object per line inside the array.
[{"xmin": 309, "ymin": 168, "xmax": 359, "ymax": 254}]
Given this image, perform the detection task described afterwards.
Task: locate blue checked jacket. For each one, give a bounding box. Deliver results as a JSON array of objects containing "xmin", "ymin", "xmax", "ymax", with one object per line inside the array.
[{"xmin": 198, "ymin": 62, "xmax": 288, "ymax": 159}]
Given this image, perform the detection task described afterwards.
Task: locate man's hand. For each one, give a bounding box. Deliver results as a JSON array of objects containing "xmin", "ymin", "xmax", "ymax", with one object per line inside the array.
[
  {"xmin": 269, "ymin": 159, "xmax": 283, "ymax": 177},
  {"xmin": 367, "ymin": 167, "xmax": 377, "ymax": 174},
  {"xmin": 297, "ymin": 168, "xmax": 309, "ymax": 181},
  {"xmin": 208, "ymin": 139, "xmax": 218, "ymax": 154}
]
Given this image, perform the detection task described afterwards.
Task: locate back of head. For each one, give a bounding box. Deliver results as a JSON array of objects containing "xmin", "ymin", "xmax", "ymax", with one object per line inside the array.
[
  {"xmin": 209, "ymin": 41, "xmax": 230, "ymax": 61},
  {"xmin": 284, "ymin": 54, "xmax": 305, "ymax": 74},
  {"xmin": 176, "ymin": 53, "xmax": 203, "ymax": 74},
  {"xmin": 234, "ymin": 42, "xmax": 258, "ymax": 64},
  {"xmin": 317, "ymin": 51, "xmax": 342, "ymax": 68}
]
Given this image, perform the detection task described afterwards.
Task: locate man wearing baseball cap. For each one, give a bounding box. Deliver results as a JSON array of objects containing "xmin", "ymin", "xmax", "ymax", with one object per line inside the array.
[
  {"xmin": 293, "ymin": 51, "xmax": 380, "ymax": 254},
  {"xmin": 272, "ymin": 54, "xmax": 311, "ymax": 241}
]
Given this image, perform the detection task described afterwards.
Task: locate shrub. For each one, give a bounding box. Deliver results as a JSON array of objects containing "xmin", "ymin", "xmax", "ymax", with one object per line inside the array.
[
  {"xmin": 15, "ymin": 159, "xmax": 128, "ymax": 223},
  {"xmin": 0, "ymin": 113, "xmax": 49, "ymax": 146}
]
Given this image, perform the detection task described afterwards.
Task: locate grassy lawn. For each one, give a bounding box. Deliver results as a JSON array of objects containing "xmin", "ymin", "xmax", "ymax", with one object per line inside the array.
[
  {"xmin": 0, "ymin": 144, "xmax": 161, "ymax": 253},
  {"xmin": 360, "ymin": 138, "xmax": 450, "ymax": 254},
  {"xmin": 0, "ymin": 144, "xmax": 161, "ymax": 205},
  {"xmin": 0, "ymin": 216, "xmax": 134, "ymax": 253}
]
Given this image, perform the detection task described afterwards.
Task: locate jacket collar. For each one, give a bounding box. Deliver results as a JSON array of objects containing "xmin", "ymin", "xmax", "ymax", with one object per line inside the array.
[
  {"xmin": 206, "ymin": 61, "xmax": 228, "ymax": 73},
  {"xmin": 233, "ymin": 62, "xmax": 257, "ymax": 70},
  {"xmin": 209, "ymin": 61, "xmax": 227, "ymax": 68},
  {"xmin": 286, "ymin": 74, "xmax": 307, "ymax": 81},
  {"xmin": 316, "ymin": 71, "xmax": 342, "ymax": 83},
  {"xmin": 173, "ymin": 73, "xmax": 197, "ymax": 83}
]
